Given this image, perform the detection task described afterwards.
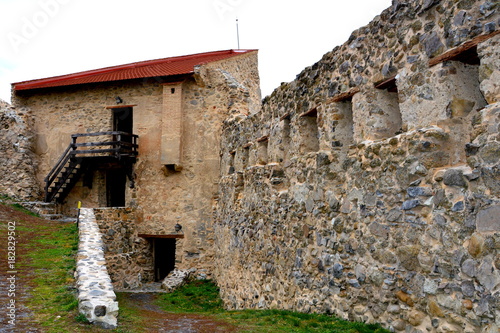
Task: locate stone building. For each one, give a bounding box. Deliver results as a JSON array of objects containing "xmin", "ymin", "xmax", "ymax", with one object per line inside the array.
[
  {"xmin": 5, "ymin": 0, "xmax": 500, "ymax": 331},
  {"xmin": 11, "ymin": 49, "xmax": 261, "ymax": 287},
  {"xmin": 214, "ymin": 0, "xmax": 500, "ymax": 332}
]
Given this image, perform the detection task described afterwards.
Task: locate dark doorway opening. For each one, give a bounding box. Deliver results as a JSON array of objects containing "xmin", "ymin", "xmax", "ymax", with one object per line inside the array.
[
  {"xmin": 113, "ymin": 107, "xmax": 133, "ymax": 143},
  {"xmin": 106, "ymin": 168, "xmax": 127, "ymax": 207},
  {"xmin": 154, "ymin": 238, "xmax": 176, "ymax": 281}
]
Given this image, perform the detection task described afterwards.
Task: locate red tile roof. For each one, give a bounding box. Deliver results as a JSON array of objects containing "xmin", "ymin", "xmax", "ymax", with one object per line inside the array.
[{"xmin": 13, "ymin": 49, "xmax": 257, "ymax": 91}]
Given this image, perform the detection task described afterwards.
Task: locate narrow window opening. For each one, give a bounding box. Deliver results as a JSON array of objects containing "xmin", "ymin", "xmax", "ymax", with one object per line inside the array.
[
  {"xmin": 256, "ymin": 136, "xmax": 269, "ymax": 165},
  {"xmin": 165, "ymin": 164, "xmax": 181, "ymax": 172},
  {"xmin": 431, "ymin": 47, "xmax": 487, "ymax": 165},
  {"xmin": 332, "ymin": 101, "xmax": 354, "ymax": 149},
  {"xmin": 298, "ymin": 107, "xmax": 319, "ymax": 153},
  {"xmin": 328, "ymin": 88, "xmax": 358, "ymax": 148},
  {"xmin": 171, "ymin": 88, "xmax": 176, "ymax": 94},
  {"xmin": 281, "ymin": 114, "xmax": 291, "ymax": 162},
  {"xmin": 374, "ymin": 76, "xmax": 403, "ymax": 137},
  {"xmin": 228, "ymin": 151, "xmax": 236, "ymax": 174},
  {"xmin": 242, "ymin": 143, "xmax": 251, "ymax": 168}
]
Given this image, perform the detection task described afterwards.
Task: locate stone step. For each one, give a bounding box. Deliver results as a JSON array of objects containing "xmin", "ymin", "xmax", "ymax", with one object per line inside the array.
[
  {"xmin": 41, "ymin": 213, "xmax": 64, "ymax": 220},
  {"xmin": 18, "ymin": 201, "xmax": 76, "ymax": 223},
  {"xmin": 21, "ymin": 201, "xmax": 57, "ymax": 216},
  {"xmin": 58, "ymin": 217, "xmax": 78, "ymax": 223}
]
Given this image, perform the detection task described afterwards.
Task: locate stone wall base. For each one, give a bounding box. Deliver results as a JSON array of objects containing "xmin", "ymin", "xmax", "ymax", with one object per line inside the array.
[{"xmin": 76, "ymin": 208, "xmax": 119, "ymax": 329}]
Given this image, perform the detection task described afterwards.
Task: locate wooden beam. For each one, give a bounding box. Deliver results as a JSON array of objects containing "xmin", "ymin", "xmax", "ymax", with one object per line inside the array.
[
  {"xmin": 299, "ymin": 107, "xmax": 318, "ymax": 118},
  {"xmin": 242, "ymin": 142, "xmax": 253, "ymax": 149},
  {"xmin": 375, "ymin": 75, "xmax": 398, "ymax": 92},
  {"xmin": 256, "ymin": 135, "xmax": 269, "ymax": 143},
  {"xmin": 327, "ymin": 87, "xmax": 360, "ymax": 103},
  {"xmin": 280, "ymin": 112, "xmax": 291, "ymax": 121},
  {"xmin": 105, "ymin": 104, "xmax": 137, "ymax": 109},
  {"xmin": 429, "ymin": 30, "xmax": 500, "ymax": 67},
  {"xmin": 72, "ymin": 131, "xmax": 138, "ymax": 138},
  {"xmin": 138, "ymin": 234, "xmax": 184, "ymax": 239}
]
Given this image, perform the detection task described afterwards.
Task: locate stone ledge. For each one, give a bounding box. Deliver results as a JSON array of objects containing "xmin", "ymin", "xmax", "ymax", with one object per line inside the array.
[{"xmin": 76, "ymin": 208, "xmax": 118, "ymax": 329}]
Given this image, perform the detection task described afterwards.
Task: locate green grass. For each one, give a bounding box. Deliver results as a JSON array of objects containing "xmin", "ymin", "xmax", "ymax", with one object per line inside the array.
[
  {"xmin": 23, "ymin": 222, "xmax": 80, "ymax": 332},
  {"xmin": 157, "ymin": 279, "xmax": 224, "ymax": 313},
  {"xmin": 113, "ymin": 293, "xmax": 146, "ymax": 333},
  {"xmin": 0, "ymin": 194, "xmax": 40, "ymax": 217},
  {"xmin": 157, "ymin": 280, "xmax": 389, "ymax": 333},
  {"xmin": 10, "ymin": 203, "xmax": 40, "ymax": 217}
]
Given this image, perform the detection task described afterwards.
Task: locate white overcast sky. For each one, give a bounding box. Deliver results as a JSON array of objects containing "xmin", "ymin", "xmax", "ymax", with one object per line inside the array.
[{"xmin": 0, "ymin": 0, "xmax": 392, "ymax": 103}]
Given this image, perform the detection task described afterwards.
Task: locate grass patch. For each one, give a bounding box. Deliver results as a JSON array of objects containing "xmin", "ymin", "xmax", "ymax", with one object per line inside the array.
[
  {"xmin": 157, "ymin": 279, "xmax": 224, "ymax": 313},
  {"xmin": 157, "ymin": 280, "xmax": 390, "ymax": 333},
  {"xmin": 113, "ymin": 293, "xmax": 147, "ymax": 333},
  {"xmin": 219, "ymin": 309, "xmax": 389, "ymax": 332},
  {"xmin": 23, "ymin": 222, "xmax": 80, "ymax": 332},
  {"xmin": 10, "ymin": 203, "xmax": 40, "ymax": 217}
]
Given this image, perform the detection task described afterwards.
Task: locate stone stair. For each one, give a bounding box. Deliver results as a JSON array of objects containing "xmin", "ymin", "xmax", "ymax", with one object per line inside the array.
[{"xmin": 20, "ymin": 201, "xmax": 77, "ymax": 222}]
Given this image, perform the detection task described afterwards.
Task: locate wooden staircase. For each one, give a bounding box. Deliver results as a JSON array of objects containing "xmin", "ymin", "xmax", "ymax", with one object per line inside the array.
[{"xmin": 44, "ymin": 131, "xmax": 138, "ymax": 203}]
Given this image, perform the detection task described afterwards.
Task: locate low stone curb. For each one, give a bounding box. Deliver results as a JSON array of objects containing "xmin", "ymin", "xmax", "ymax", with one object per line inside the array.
[{"xmin": 76, "ymin": 208, "xmax": 118, "ymax": 329}]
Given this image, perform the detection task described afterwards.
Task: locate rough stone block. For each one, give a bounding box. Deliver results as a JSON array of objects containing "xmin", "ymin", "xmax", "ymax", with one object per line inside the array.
[{"xmin": 476, "ymin": 205, "xmax": 500, "ymax": 232}]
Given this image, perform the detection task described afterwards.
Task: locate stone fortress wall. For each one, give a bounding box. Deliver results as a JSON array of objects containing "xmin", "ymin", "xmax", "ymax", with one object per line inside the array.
[
  {"xmin": 214, "ymin": 0, "xmax": 500, "ymax": 331},
  {"xmin": 0, "ymin": 99, "xmax": 40, "ymax": 200}
]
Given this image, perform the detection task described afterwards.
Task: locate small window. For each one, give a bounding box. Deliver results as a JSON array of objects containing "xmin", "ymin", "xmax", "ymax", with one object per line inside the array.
[
  {"xmin": 228, "ymin": 151, "xmax": 236, "ymax": 174},
  {"xmin": 374, "ymin": 76, "xmax": 403, "ymax": 138},
  {"xmin": 256, "ymin": 136, "xmax": 269, "ymax": 165},
  {"xmin": 242, "ymin": 143, "xmax": 251, "ymax": 168},
  {"xmin": 298, "ymin": 107, "xmax": 319, "ymax": 153},
  {"xmin": 281, "ymin": 114, "xmax": 291, "ymax": 162},
  {"xmin": 328, "ymin": 87, "xmax": 358, "ymax": 149}
]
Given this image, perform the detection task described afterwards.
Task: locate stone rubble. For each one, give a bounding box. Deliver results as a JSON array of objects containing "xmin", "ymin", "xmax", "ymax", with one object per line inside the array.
[{"xmin": 161, "ymin": 269, "xmax": 193, "ymax": 292}]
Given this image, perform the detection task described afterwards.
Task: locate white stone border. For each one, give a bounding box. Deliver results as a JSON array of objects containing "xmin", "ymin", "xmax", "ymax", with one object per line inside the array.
[{"xmin": 75, "ymin": 208, "xmax": 118, "ymax": 329}]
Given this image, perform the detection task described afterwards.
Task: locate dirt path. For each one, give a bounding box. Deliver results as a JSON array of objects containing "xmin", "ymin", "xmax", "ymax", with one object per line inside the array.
[
  {"xmin": 0, "ymin": 205, "xmax": 42, "ymax": 333},
  {"xmin": 119, "ymin": 293, "xmax": 239, "ymax": 333}
]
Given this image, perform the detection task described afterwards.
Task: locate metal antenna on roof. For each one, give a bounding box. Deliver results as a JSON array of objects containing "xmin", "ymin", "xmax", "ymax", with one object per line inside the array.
[{"xmin": 236, "ymin": 18, "xmax": 240, "ymax": 49}]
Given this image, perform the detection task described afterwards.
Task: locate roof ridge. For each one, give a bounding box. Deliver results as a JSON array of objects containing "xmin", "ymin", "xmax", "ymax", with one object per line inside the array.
[{"xmin": 12, "ymin": 49, "xmax": 257, "ymax": 91}]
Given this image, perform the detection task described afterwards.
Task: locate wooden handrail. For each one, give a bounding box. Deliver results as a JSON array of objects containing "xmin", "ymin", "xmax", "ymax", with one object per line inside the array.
[
  {"xmin": 44, "ymin": 143, "xmax": 74, "ymax": 201},
  {"xmin": 44, "ymin": 131, "xmax": 139, "ymax": 202},
  {"xmin": 72, "ymin": 131, "xmax": 138, "ymax": 138}
]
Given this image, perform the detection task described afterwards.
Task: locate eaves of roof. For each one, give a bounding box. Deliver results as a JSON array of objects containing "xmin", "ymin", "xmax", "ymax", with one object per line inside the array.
[{"xmin": 13, "ymin": 49, "xmax": 257, "ymax": 91}]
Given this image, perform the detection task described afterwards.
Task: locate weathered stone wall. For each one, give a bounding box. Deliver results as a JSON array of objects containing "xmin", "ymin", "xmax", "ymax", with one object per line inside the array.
[
  {"xmin": 129, "ymin": 51, "xmax": 260, "ymax": 277},
  {"xmin": 13, "ymin": 51, "xmax": 260, "ymax": 283},
  {"xmin": 76, "ymin": 208, "xmax": 118, "ymax": 329},
  {"xmin": 215, "ymin": 1, "xmax": 499, "ymax": 331},
  {"xmin": 0, "ymin": 99, "xmax": 41, "ymax": 200},
  {"xmin": 93, "ymin": 207, "xmax": 154, "ymax": 290}
]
